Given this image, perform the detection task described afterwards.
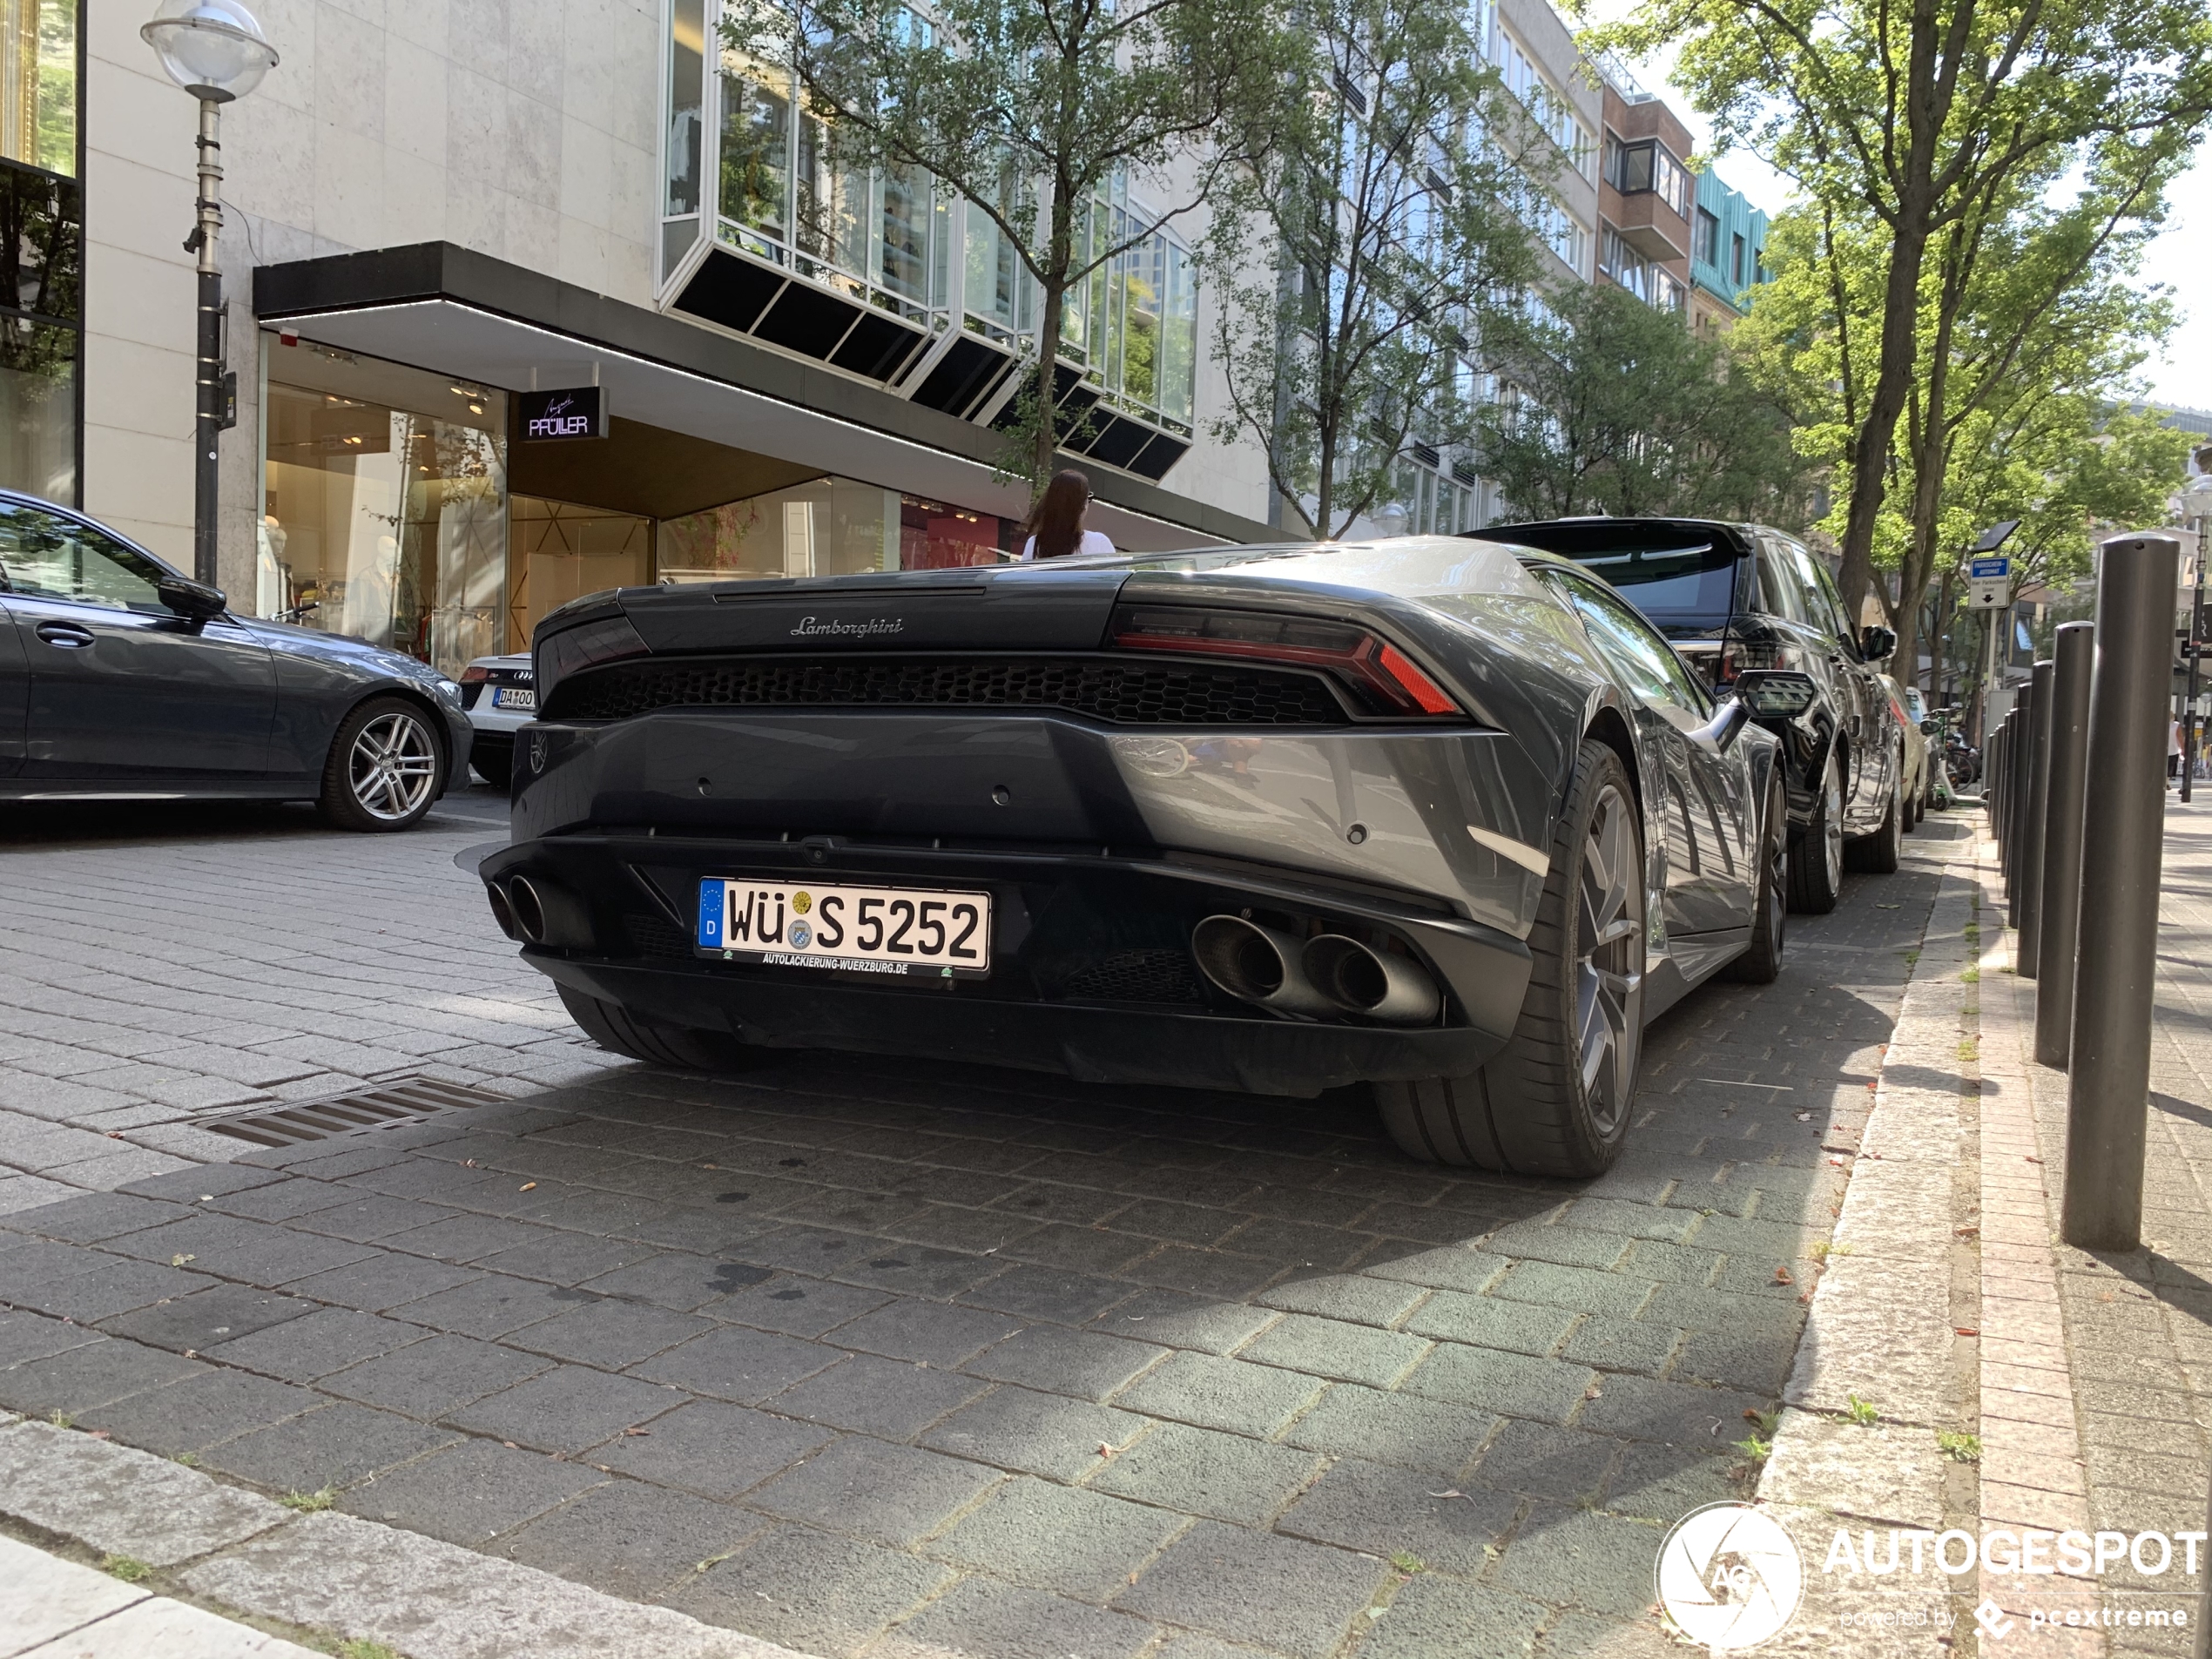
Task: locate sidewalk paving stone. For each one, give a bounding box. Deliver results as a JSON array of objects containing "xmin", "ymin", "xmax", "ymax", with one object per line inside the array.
[{"xmin": 0, "ymin": 798, "xmax": 1958, "ymax": 1656}]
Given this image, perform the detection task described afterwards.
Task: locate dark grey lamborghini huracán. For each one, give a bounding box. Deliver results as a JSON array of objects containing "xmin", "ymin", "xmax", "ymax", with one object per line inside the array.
[{"xmin": 482, "ymin": 538, "xmax": 1814, "ymax": 1176}]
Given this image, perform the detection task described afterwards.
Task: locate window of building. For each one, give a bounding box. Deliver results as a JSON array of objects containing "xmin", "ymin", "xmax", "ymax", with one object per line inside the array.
[
  {"xmin": 1696, "ymin": 206, "xmax": 1720, "ymax": 267},
  {"xmin": 506, "ymin": 498, "xmax": 652, "ymax": 653},
  {"xmin": 662, "ymin": 0, "xmax": 705, "ymax": 280},
  {"xmin": 678, "ymin": 29, "xmax": 1200, "ymax": 465},
  {"xmin": 1496, "ymin": 30, "xmax": 1593, "ymax": 176},
  {"xmin": 1732, "ymin": 233, "xmax": 1746, "ymax": 285},
  {"xmin": 1599, "ymin": 226, "xmax": 1685, "ymax": 312},
  {"xmin": 260, "ymin": 342, "xmax": 507, "ymax": 677},
  {"xmin": 658, "ymin": 477, "xmax": 1016, "ymax": 577},
  {"xmin": 0, "ymin": 0, "xmax": 76, "ymax": 506},
  {"xmin": 1606, "ymin": 137, "xmax": 1692, "ymax": 219}
]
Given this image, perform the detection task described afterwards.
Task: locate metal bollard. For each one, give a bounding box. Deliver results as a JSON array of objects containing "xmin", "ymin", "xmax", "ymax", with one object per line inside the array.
[
  {"xmin": 2008, "ymin": 692, "xmax": 2037, "ymax": 924},
  {"xmin": 2035, "ymin": 624, "xmax": 2094, "ymax": 1068},
  {"xmin": 2062, "ymin": 531, "xmax": 2181, "ymax": 1251},
  {"xmin": 2000, "ymin": 716, "xmax": 2017, "ymax": 862},
  {"xmin": 2020, "ymin": 660, "xmax": 2055, "ymax": 977}
]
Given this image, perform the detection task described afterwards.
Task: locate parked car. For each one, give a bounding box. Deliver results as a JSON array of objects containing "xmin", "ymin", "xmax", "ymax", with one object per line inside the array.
[
  {"xmin": 459, "ymin": 652, "xmax": 535, "ymax": 788},
  {"xmin": 0, "ymin": 490, "xmax": 471, "ymax": 829},
  {"xmin": 1885, "ymin": 678, "xmax": 1932, "ymax": 825},
  {"xmin": 482, "ymin": 536, "xmax": 1810, "ymax": 1177},
  {"xmin": 1465, "ymin": 517, "xmax": 1906, "ymax": 914}
]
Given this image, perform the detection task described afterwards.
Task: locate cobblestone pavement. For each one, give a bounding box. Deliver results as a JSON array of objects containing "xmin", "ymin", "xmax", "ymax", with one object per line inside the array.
[
  {"xmin": 0, "ymin": 802, "xmax": 1954, "ymax": 1659},
  {"xmin": 0, "ymin": 788, "xmax": 616, "ymax": 1213}
]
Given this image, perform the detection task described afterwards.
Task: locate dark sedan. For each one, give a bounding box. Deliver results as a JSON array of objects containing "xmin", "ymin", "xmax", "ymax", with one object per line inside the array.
[
  {"xmin": 0, "ymin": 492, "xmax": 472, "ymax": 828},
  {"xmin": 484, "ymin": 537, "xmax": 1812, "ymax": 1176}
]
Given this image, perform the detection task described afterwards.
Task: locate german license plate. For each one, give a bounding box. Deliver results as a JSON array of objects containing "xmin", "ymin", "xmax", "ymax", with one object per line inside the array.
[
  {"xmin": 696, "ymin": 880, "xmax": 991, "ymax": 978},
  {"xmin": 492, "ymin": 686, "xmax": 536, "ymax": 710}
]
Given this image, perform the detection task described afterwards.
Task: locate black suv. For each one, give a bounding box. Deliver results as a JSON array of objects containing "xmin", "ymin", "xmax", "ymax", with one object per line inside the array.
[{"xmin": 1468, "ymin": 517, "xmax": 1905, "ymax": 913}]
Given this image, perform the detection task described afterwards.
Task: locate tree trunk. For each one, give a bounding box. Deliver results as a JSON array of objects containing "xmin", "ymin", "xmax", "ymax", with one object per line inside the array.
[
  {"xmin": 1032, "ymin": 274, "xmax": 1065, "ymax": 495},
  {"xmin": 1835, "ymin": 213, "xmax": 1930, "ymax": 622}
]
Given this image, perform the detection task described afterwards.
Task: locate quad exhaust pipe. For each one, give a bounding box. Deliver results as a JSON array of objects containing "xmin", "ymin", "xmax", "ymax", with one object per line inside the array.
[
  {"xmin": 490, "ymin": 875, "xmax": 593, "ymax": 948},
  {"xmin": 1190, "ymin": 916, "xmax": 1440, "ymax": 1025}
]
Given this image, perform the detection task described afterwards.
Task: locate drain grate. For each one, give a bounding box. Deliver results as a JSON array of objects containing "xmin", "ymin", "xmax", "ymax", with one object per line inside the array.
[{"xmin": 202, "ymin": 1076, "xmax": 509, "ymax": 1149}]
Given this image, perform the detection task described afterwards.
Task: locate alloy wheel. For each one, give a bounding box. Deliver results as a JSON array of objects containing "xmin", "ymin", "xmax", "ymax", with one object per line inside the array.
[
  {"xmin": 1821, "ymin": 758, "xmax": 1844, "ymax": 894},
  {"xmin": 1765, "ymin": 801, "xmax": 1788, "ymax": 959},
  {"xmin": 347, "ymin": 711, "xmax": 438, "ymax": 821},
  {"xmin": 1575, "ymin": 783, "xmax": 1646, "ymax": 1135}
]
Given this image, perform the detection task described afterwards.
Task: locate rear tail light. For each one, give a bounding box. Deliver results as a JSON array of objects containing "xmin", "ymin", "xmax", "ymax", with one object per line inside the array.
[
  {"xmin": 1720, "ymin": 637, "xmax": 1800, "ymax": 679},
  {"xmin": 460, "ymin": 664, "xmax": 491, "ymax": 684},
  {"xmin": 1110, "ymin": 605, "xmax": 1463, "ymax": 719},
  {"xmin": 535, "ymin": 615, "xmax": 651, "ymax": 708}
]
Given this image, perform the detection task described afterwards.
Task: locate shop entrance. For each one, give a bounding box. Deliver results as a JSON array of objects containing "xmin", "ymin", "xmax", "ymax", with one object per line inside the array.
[{"xmin": 505, "ymin": 497, "xmax": 653, "ymax": 653}]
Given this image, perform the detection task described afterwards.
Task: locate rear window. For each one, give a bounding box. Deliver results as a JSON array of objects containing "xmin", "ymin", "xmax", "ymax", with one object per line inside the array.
[{"xmin": 1564, "ymin": 543, "xmax": 1740, "ymax": 631}]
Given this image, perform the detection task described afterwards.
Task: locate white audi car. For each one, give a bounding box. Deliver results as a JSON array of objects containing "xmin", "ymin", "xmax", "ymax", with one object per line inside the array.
[{"xmin": 458, "ymin": 652, "xmax": 536, "ymax": 788}]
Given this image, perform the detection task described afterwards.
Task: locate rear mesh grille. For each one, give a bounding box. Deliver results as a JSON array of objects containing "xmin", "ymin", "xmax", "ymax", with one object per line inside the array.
[
  {"xmin": 546, "ymin": 656, "xmax": 1350, "ymax": 727},
  {"xmin": 1059, "ymin": 948, "xmax": 1206, "ymax": 1003},
  {"xmin": 624, "ymin": 910, "xmax": 694, "ymax": 961}
]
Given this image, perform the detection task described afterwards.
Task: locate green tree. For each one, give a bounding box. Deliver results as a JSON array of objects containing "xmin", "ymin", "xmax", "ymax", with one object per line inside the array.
[
  {"xmin": 723, "ymin": 0, "xmax": 1290, "ymax": 493},
  {"xmin": 1476, "ymin": 281, "xmax": 1812, "ymax": 522},
  {"xmin": 1599, "ymin": 0, "xmax": 2212, "ymax": 623},
  {"xmin": 1930, "ymin": 395, "xmax": 2186, "ymax": 710},
  {"xmin": 1204, "ymin": 0, "xmax": 1540, "ymax": 537}
]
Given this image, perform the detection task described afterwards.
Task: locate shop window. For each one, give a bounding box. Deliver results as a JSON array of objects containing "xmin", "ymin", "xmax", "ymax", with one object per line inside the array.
[
  {"xmin": 658, "ymin": 475, "xmax": 899, "ymax": 583},
  {"xmin": 260, "ymin": 342, "xmax": 507, "ymax": 676},
  {"xmin": 507, "ymin": 497, "xmax": 652, "ymax": 652},
  {"xmin": 0, "ymin": 0, "xmax": 76, "ymax": 504},
  {"xmin": 900, "ymin": 494, "xmax": 1008, "ymax": 568}
]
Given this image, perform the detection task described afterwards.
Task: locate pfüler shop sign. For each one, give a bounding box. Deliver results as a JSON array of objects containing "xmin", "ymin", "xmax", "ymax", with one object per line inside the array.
[{"xmin": 520, "ymin": 387, "xmax": 608, "ymax": 442}]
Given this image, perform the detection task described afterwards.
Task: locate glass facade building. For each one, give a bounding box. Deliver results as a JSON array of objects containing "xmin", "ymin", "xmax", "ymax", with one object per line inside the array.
[
  {"xmin": 655, "ymin": 3, "xmax": 1197, "ymax": 482},
  {"xmin": 0, "ymin": 0, "xmax": 76, "ymax": 506}
]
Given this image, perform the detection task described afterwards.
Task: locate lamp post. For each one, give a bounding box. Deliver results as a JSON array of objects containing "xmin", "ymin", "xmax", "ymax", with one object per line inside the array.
[{"xmin": 139, "ymin": 1, "xmax": 278, "ymax": 588}]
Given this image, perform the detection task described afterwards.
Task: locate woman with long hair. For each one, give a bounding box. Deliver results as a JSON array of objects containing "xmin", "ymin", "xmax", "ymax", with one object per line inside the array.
[{"xmin": 1019, "ymin": 469, "xmax": 1115, "ymax": 560}]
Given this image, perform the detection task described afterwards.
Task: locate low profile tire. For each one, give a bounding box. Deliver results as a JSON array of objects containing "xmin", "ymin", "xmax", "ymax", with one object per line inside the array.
[
  {"xmin": 1722, "ymin": 773, "xmax": 1788, "ymax": 985},
  {"xmin": 1845, "ymin": 748, "xmax": 1904, "ymax": 875},
  {"xmin": 471, "ymin": 747, "xmax": 512, "ymax": 791},
  {"xmin": 1785, "ymin": 747, "xmax": 1844, "ymax": 915},
  {"xmin": 557, "ymin": 985, "xmax": 760, "ymax": 1073},
  {"xmin": 1375, "ymin": 739, "xmax": 1646, "ymax": 1177},
  {"xmin": 318, "ymin": 696, "xmax": 443, "ymax": 832},
  {"xmin": 1901, "ymin": 777, "xmax": 1919, "ymax": 833}
]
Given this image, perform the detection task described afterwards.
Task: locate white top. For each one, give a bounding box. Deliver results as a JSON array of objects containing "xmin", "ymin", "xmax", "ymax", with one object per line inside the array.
[{"xmin": 1020, "ymin": 530, "xmax": 1116, "ymax": 561}]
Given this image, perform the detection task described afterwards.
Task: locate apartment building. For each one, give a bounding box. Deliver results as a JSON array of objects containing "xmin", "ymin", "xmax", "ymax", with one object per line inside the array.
[
  {"xmin": 50, "ymin": 0, "xmax": 1602, "ymax": 678},
  {"xmin": 1591, "ymin": 64, "xmax": 1693, "ymax": 314},
  {"xmin": 1689, "ymin": 169, "xmax": 1770, "ymax": 334}
]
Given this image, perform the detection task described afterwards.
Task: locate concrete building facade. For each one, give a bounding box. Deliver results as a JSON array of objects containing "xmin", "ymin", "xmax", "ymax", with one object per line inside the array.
[{"xmin": 51, "ymin": 0, "xmax": 1602, "ymax": 679}]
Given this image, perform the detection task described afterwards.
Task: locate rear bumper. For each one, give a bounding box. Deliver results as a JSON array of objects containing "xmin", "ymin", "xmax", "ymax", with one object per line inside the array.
[{"xmin": 484, "ymin": 833, "xmax": 1532, "ymax": 1096}]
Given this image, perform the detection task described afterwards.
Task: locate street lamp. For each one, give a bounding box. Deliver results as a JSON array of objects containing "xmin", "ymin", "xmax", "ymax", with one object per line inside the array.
[
  {"xmin": 139, "ymin": 1, "xmax": 279, "ymax": 587},
  {"xmin": 1371, "ymin": 502, "xmax": 1409, "ymax": 539}
]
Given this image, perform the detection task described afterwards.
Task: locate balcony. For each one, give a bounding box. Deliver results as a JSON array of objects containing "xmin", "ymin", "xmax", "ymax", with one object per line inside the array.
[{"xmin": 1612, "ymin": 190, "xmax": 1689, "ymax": 263}]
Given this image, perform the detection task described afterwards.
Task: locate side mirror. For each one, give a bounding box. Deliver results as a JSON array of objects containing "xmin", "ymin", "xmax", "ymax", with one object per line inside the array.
[
  {"xmin": 158, "ymin": 575, "xmax": 226, "ymax": 623},
  {"xmin": 1732, "ymin": 669, "xmax": 1821, "ymax": 718},
  {"xmin": 1859, "ymin": 624, "xmax": 1898, "ymax": 662},
  {"xmin": 1694, "ymin": 698, "xmax": 1751, "ymax": 751},
  {"xmin": 1919, "ymin": 718, "xmax": 1937, "ymax": 736}
]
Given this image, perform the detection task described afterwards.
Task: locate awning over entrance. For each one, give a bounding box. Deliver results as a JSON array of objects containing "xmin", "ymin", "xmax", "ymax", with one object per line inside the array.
[{"xmin": 253, "ymin": 243, "xmax": 1276, "ymax": 555}]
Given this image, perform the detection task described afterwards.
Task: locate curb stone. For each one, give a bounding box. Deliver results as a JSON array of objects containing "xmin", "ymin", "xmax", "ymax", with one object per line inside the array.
[
  {"xmin": 0, "ymin": 1531, "xmax": 323, "ymax": 1659},
  {"xmin": 0, "ymin": 1415, "xmax": 816, "ymax": 1659},
  {"xmin": 1752, "ymin": 823, "xmax": 1979, "ymax": 1653}
]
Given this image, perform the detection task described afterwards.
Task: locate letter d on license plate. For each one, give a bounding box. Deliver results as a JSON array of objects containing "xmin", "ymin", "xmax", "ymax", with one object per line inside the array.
[{"xmin": 696, "ymin": 879, "xmax": 991, "ymax": 978}]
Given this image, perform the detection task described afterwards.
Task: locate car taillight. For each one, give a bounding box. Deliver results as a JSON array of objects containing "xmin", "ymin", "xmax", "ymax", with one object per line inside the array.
[
  {"xmin": 1720, "ymin": 638, "xmax": 1799, "ymax": 679},
  {"xmin": 535, "ymin": 615, "xmax": 651, "ymax": 705},
  {"xmin": 1110, "ymin": 604, "xmax": 1462, "ymax": 718},
  {"xmin": 460, "ymin": 664, "xmax": 491, "ymax": 684}
]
